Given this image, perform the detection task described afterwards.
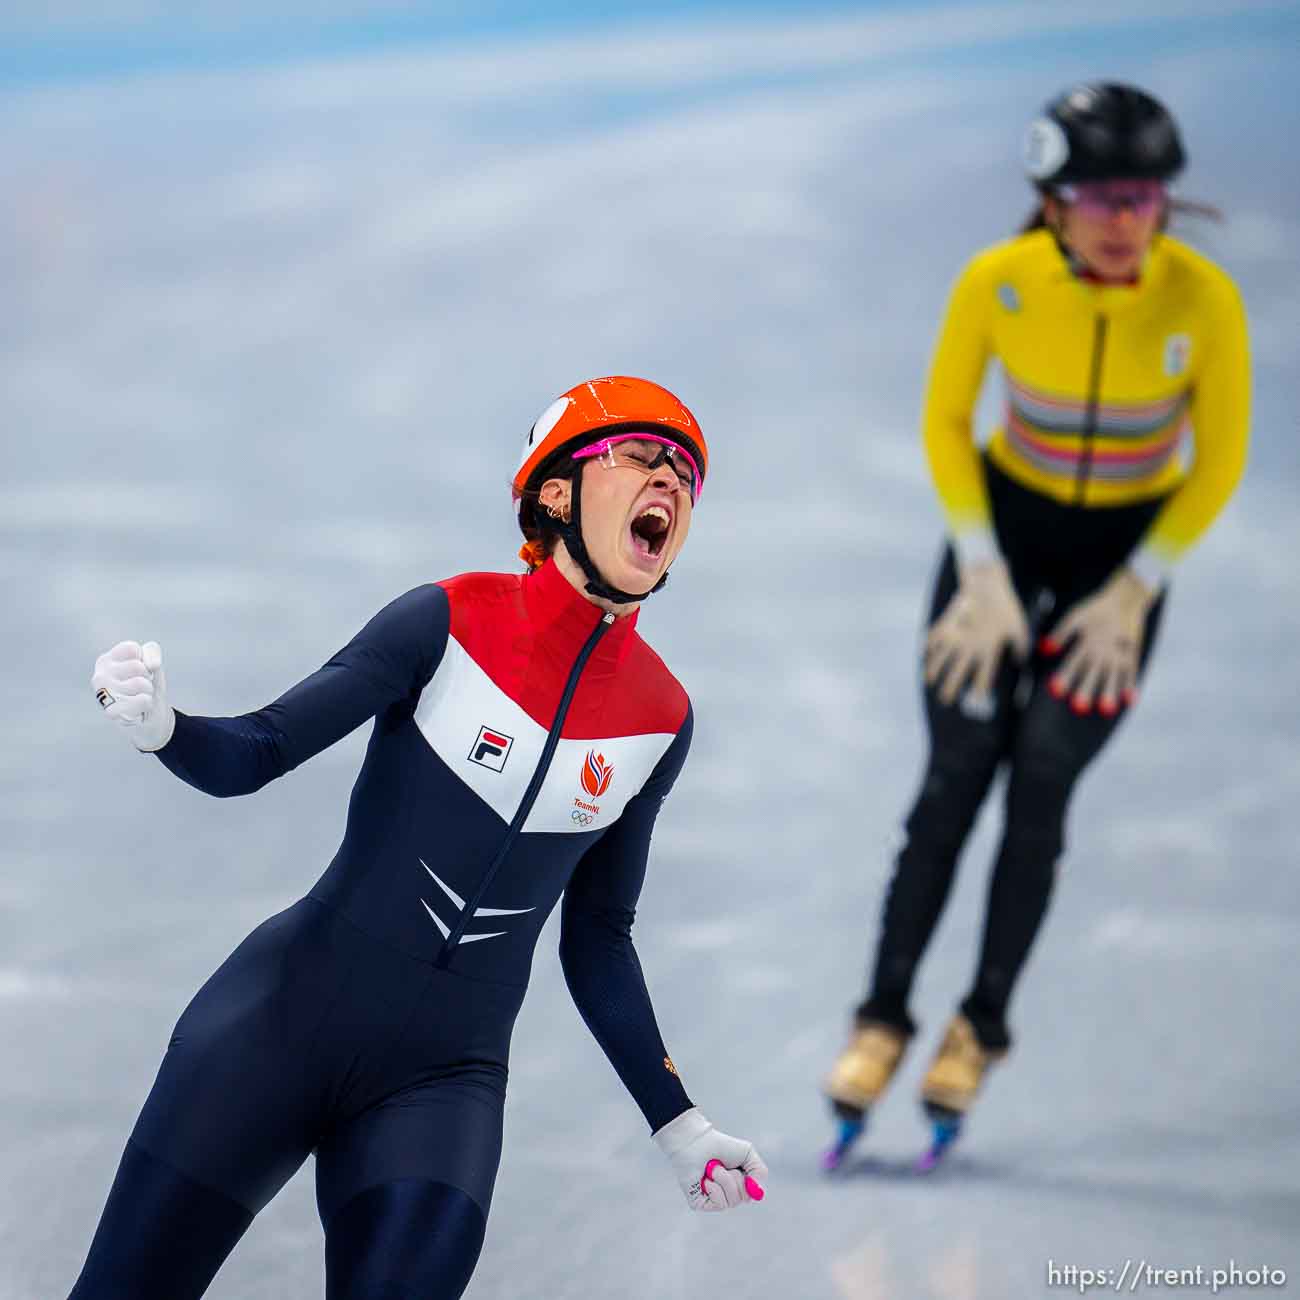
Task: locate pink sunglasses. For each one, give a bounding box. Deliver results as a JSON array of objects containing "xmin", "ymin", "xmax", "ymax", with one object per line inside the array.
[
  {"xmin": 571, "ymin": 433, "xmax": 703, "ymax": 505},
  {"xmin": 1055, "ymin": 179, "xmax": 1167, "ymax": 216}
]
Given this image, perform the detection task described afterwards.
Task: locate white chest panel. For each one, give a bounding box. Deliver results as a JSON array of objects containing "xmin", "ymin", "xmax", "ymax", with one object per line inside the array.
[{"xmin": 413, "ymin": 635, "xmax": 676, "ymax": 834}]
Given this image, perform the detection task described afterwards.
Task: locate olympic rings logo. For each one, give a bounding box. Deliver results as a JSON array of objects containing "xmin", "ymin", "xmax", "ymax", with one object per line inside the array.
[{"xmin": 571, "ymin": 810, "xmax": 595, "ymax": 827}]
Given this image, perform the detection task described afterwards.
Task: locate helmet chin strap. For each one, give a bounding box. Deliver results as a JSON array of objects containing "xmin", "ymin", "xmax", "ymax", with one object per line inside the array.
[{"xmin": 551, "ymin": 468, "xmax": 668, "ymax": 605}]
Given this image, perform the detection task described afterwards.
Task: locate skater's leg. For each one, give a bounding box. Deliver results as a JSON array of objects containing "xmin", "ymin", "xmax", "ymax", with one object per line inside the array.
[
  {"xmin": 67, "ymin": 900, "xmax": 352, "ymax": 1297},
  {"xmin": 317, "ymin": 1066, "xmax": 505, "ymax": 1300},
  {"xmin": 67, "ymin": 1140, "xmax": 252, "ymax": 1300},
  {"xmin": 961, "ymin": 594, "xmax": 1166, "ymax": 1046},
  {"xmin": 858, "ymin": 547, "xmax": 1018, "ymax": 1031},
  {"xmin": 325, "ymin": 1181, "xmax": 487, "ymax": 1300}
]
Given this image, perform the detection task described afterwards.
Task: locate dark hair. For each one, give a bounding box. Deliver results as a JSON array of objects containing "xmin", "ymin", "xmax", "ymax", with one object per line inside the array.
[
  {"xmin": 533, "ymin": 513, "xmax": 563, "ymax": 556},
  {"xmin": 1020, "ymin": 203, "xmax": 1050, "ymax": 234}
]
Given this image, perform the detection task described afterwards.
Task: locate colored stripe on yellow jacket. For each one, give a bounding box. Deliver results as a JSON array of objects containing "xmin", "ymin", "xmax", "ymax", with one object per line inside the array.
[{"xmin": 922, "ymin": 229, "xmax": 1250, "ymax": 587}]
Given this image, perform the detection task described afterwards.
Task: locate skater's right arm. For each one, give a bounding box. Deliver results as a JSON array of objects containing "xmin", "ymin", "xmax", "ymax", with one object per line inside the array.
[
  {"xmin": 90, "ymin": 585, "xmax": 450, "ymax": 797},
  {"xmin": 919, "ymin": 249, "xmax": 1029, "ymax": 704},
  {"xmin": 922, "ymin": 248, "xmax": 998, "ymax": 569}
]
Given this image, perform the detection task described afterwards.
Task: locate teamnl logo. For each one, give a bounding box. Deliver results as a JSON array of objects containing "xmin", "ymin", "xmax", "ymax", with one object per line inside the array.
[
  {"xmin": 573, "ymin": 750, "xmax": 613, "ymax": 826},
  {"xmin": 469, "ymin": 725, "xmax": 514, "ymax": 773}
]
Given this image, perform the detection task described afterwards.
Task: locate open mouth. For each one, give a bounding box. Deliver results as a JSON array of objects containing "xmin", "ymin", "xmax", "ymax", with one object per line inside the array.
[{"xmin": 629, "ymin": 505, "xmax": 671, "ymax": 559}]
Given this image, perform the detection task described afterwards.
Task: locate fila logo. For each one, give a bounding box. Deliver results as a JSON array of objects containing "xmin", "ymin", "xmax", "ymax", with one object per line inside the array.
[
  {"xmin": 469, "ymin": 725, "xmax": 514, "ymax": 772},
  {"xmin": 418, "ymin": 859, "xmax": 535, "ymax": 947}
]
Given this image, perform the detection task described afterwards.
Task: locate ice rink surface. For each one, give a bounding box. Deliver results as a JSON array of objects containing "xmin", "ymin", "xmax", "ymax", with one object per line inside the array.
[{"xmin": 3, "ymin": 3, "xmax": 1299, "ymax": 1297}]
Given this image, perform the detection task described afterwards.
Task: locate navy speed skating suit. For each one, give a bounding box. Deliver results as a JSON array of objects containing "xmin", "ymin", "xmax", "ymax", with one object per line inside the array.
[{"xmin": 70, "ymin": 558, "xmax": 695, "ymax": 1300}]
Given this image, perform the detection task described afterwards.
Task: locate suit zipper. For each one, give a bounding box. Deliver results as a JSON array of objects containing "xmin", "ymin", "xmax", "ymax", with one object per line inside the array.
[
  {"xmin": 1074, "ymin": 313, "xmax": 1108, "ymax": 505},
  {"xmin": 434, "ymin": 610, "xmax": 615, "ymax": 967}
]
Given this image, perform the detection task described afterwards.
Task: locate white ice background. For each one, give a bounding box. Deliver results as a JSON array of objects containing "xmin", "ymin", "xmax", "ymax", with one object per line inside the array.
[{"xmin": 2, "ymin": 3, "xmax": 1299, "ymax": 1297}]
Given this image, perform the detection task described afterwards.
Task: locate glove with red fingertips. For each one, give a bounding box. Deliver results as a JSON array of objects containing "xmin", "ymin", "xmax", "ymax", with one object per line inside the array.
[
  {"xmin": 91, "ymin": 640, "xmax": 176, "ymax": 752},
  {"xmin": 652, "ymin": 1107, "xmax": 768, "ymax": 1213},
  {"xmin": 1040, "ymin": 566, "xmax": 1154, "ymax": 716}
]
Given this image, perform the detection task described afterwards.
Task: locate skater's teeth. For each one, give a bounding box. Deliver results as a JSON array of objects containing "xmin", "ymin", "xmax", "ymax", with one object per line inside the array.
[{"xmin": 630, "ymin": 506, "xmax": 671, "ymax": 558}]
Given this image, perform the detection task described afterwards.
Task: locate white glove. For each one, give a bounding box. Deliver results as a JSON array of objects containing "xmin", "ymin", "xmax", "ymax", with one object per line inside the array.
[
  {"xmin": 652, "ymin": 1107, "xmax": 768, "ymax": 1213},
  {"xmin": 91, "ymin": 640, "xmax": 176, "ymax": 752},
  {"xmin": 924, "ymin": 556, "xmax": 1029, "ymax": 709},
  {"xmin": 1042, "ymin": 566, "xmax": 1155, "ymax": 716}
]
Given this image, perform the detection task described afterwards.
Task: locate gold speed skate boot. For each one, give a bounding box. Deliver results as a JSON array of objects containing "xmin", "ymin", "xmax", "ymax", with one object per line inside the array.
[
  {"xmin": 916, "ymin": 1013, "xmax": 1006, "ymax": 1171},
  {"xmin": 821, "ymin": 1021, "xmax": 908, "ymax": 1170}
]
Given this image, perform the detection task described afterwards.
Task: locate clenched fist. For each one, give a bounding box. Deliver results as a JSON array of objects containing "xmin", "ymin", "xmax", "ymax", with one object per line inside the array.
[{"xmin": 91, "ymin": 640, "xmax": 175, "ymax": 752}]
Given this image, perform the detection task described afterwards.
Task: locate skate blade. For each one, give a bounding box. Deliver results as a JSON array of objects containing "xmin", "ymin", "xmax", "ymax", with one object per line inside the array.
[
  {"xmin": 915, "ymin": 1108, "xmax": 962, "ymax": 1175},
  {"xmin": 821, "ymin": 1106, "xmax": 866, "ymax": 1172}
]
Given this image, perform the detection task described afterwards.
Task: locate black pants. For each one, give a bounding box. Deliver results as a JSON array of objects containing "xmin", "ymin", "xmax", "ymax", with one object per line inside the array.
[
  {"xmin": 68, "ymin": 1141, "xmax": 486, "ymax": 1300},
  {"xmin": 67, "ymin": 899, "xmax": 508, "ymax": 1299},
  {"xmin": 857, "ymin": 461, "xmax": 1167, "ymax": 1050}
]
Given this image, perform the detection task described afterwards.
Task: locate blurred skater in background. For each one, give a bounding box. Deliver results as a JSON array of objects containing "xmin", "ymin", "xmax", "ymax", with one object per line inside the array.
[
  {"xmin": 823, "ymin": 84, "xmax": 1250, "ymax": 1170},
  {"xmin": 75, "ymin": 376, "xmax": 766, "ymax": 1300}
]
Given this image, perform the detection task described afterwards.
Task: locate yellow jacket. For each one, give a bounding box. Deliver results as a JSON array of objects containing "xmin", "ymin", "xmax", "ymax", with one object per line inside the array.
[{"xmin": 923, "ymin": 228, "xmax": 1250, "ymax": 587}]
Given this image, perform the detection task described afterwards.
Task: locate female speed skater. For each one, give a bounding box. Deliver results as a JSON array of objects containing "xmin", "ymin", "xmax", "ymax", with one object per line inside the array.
[
  {"xmin": 823, "ymin": 83, "xmax": 1250, "ymax": 1170},
  {"xmin": 76, "ymin": 375, "xmax": 767, "ymax": 1299}
]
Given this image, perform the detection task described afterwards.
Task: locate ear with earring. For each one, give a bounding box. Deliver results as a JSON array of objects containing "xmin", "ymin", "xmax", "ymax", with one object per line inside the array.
[{"xmin": 546, "ymin": 503, "xmax": 571, "ymax": 524}]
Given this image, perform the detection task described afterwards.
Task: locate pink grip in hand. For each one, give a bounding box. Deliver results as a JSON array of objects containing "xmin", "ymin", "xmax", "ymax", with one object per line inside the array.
[{"xmin": 702, "ymin": 1157, "xmax": 765, "ymax": 1203}]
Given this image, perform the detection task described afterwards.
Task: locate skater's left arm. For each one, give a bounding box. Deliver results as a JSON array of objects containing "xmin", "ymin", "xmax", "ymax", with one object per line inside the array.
[
  {"xmin": 559, "ymin": 706, "xmax": 694, "ymax": 1134},
  {"xmin": 559, "ymin": 704, "xmax": 768, "ymax": 1211},
  {"xmin": 1127, "ymin": 272, "xmax": 1251, "ymax": 592},
  {"xmin": 1044, "ymin": 279, "xmax": 1250, "ymax": 714}
]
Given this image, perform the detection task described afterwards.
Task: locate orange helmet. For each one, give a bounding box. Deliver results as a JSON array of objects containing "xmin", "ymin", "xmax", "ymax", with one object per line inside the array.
[{"xmin": 513, "ymin": 376, "xmax": 707, "ymax": 534}]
